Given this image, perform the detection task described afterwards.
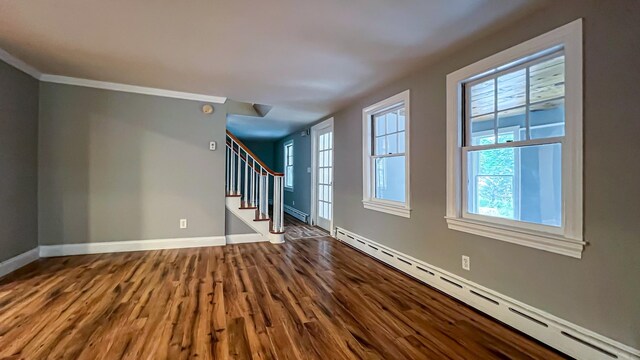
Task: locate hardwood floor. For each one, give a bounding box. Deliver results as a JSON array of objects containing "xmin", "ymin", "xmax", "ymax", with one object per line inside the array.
[{"xmin": 0, "ymin": 218, "xmax": 567, "ymax": 359}]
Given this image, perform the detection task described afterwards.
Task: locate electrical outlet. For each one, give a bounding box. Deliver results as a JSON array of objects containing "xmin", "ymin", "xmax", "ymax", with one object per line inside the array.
[
  {"xmin": 292, "ymin": 201, "xmax": 295, "ymax": 206},
  {"xmin": 209, "ymin": 141, "xmax": 216, "ymax": 151},
  {"xmin": 180, "ymin": 219, "xmax": 188, "ymax": 229},
  {"xmin": 462, "ymin": 255, "xmax": 470, "ymax": 271}
]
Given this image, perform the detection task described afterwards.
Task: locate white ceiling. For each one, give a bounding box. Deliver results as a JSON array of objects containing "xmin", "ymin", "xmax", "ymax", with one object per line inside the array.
[{"xmin": 0, "ymin": 0, "xmax": 540, "ymax": 140}]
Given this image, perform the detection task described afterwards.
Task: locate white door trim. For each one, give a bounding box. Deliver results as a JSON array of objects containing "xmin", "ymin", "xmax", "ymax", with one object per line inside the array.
[{"xmin": 310, "ymin": 117, "xmax": 335, "ymax": 234}]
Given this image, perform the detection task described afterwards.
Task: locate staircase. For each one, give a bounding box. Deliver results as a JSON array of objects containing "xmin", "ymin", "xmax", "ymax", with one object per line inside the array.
[{"xmin": 226, "ymin": 130, "xmax": 285, "ymax": 244}]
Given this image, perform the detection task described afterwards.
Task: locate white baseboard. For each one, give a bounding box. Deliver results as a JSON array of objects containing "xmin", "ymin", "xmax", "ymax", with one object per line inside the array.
[
  {"xmin": 226, "ymin": 233, "xmax": 268, "ymax": 244},
  {"xmin": 39, "ymin": 236, "xmax": 226, "ymax": 257},
  {"xmin": 335, "ymin": 227, "xmax": 640, "ymax": 360},
  {"xmin": 0, "ymin": 248, "xmax": 40, "ymax": 278},
  {"xmin": 284, "ymin": 204, "xmax": 308, "ymax": 223}
]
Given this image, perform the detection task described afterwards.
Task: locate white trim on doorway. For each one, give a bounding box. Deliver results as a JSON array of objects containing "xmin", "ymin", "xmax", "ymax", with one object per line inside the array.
[{"xmin": 310, "ymin": 117, "xmax": 335, "ymax": 234}]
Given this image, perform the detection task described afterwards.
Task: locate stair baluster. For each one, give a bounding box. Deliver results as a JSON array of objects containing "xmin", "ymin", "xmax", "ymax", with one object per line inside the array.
[{"xmin": 225, "ymin": 130, "xmax": 285, "ymax": 237}]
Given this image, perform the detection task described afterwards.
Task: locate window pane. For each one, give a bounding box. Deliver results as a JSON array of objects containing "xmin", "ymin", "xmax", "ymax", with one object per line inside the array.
[
  {"xmin": 497, "ymin": 107, "xmax": 526, "ymax": 143},
  {"xmin": 375, "ymin": 136, "xmax": 386, "ymax": 155},
  {"xmin": 467, "ymin": 143, "xmax": 562, "ymax": 226},
  {"xmin": 387, "ymin": 133, "xmax": 398, "ymax": 154},
  {"xmin": 374, "ymin": 156, "xmax": 406, "ymax": 203},
  {"xmin": 529, "ymin": 55, "xmax": 565, "ymax": 103},
  {"xmin": 497, "ymin": 68, "xmax": 526, "ymax": 111},
  {"xmin": 386, "ymin": 111, "xmax": 398, "ymax": 133},
  {"xmin": 470, "ymin": 79, "xmax": 495, "ymax": 117},
  {"xmin": 470, "ymin": 114, "xmax": 495, "ymax": 146},
  {"xmin": 375, "ymin": 115, "xmax": 386, "ymax": 137},
  {"xmin": 398, "ymin": 131, "xmax": 406, "ymax": 153},
  {"xmin": 530, "ymin": 98, "xmax": 565, "ymax": 139},
  {"xmin": 286, "ymin": 166, "xmax": 293, "ymax": 188}
]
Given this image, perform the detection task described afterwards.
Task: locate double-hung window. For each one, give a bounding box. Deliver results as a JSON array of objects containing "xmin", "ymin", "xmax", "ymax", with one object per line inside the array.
[
  {"xmin": 284, "ymin": 140, "xmax": 294, "ymax": 190},
  {"xmin": 362, "ymin": 90, "xmax": 411, "ymax": 218},
  {"xmin": 446, "ymin": 20, "xmax": 585, "ymax": 258}
]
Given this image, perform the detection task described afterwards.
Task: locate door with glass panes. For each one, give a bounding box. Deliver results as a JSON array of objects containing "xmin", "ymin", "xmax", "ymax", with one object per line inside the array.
[{"xmin": 314, "ymin": 125, "xmax": 333, "ymax": 231}]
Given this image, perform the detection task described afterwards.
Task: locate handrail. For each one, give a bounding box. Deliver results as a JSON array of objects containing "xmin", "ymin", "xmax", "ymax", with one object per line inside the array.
[
  {"xmin": 226, "ymin": 130, "xmax": 283, "ymax": 176},
  {"xmin": 226, "ymin": 140, "xmax": 265, "ymax": 174}
]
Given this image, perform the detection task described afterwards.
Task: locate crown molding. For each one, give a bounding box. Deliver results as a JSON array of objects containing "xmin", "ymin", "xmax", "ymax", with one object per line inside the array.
[
  {"xmin": 39, "ymin": 75, "xmax": 227, "ymax": 104},
  {"xmin": 0, "ymin": 48, "xmax": 42, "ymax": 79},
  {"xmin": 0, "ymin": 46, "xmax": 227, "ymax": 103}
]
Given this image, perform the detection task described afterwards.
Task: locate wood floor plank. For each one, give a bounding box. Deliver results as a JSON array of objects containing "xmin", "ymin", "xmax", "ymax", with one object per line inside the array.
[{"xmin": 0, "ymin": 215, "xmax": 568, "ymax": 359}]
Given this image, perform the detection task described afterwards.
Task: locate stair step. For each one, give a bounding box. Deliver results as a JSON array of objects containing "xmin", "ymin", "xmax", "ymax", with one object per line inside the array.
[
  {"xmin": 239, "ymin": 206, "xmax": 258, "ymax": 210},
  {"xmin": 254, "ymin": 217, "xmax": 270, "ymax": 222},
  {"xmin": 226, "ymin": 194, "xmax": 242, "ymax": 197}
]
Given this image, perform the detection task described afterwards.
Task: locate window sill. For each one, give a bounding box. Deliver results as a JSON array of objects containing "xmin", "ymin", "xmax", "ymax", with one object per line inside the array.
[
  {"xmin": 363, "ymin": 200, "xmax": 411, "ymax": 218},
  {"xmin": 445, "ymin": 216, "xmax": 585, "ymax": 258}
]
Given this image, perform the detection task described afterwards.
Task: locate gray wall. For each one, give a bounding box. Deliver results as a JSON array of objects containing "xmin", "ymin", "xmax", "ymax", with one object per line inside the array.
[
  {"xmin": 275, "ymin": 130, "xmax": 311, "ymax": 215},
  {"xmin": 225, "ymin": 209, "xmax": 257, "ymax": 235},
  {"xmin": 38, "ymin": 83, "xmax": 228, "ymax": 245},
  {"xmin": 0, "ymin": 60, "xmax": 39, "ymax": 261},
  {"xmin": 332, "ymin": 0, "xmax": 639, "ymax": 348}
]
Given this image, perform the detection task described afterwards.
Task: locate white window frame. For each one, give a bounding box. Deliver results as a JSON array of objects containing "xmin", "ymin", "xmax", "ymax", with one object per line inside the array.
[
  {"xmin": 284, "ymin": 140, "xmax": 294, "ymax": 191},
  {"xmin": 467, "ymin": 126, "xmax": 522, "ymax": 220},
  {"xmin": 362, "ymin": 90, "xmax": 411, "ymax": 218},
  {"xmin": 446, "ymin": 19, "xmax": 585, "ymax": 258}
]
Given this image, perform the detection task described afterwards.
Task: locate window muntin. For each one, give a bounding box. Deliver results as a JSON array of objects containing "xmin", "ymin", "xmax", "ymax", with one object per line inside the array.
[
  {"xmin": 372, "ymin": 106, "xmax": 406, "ymax": 203},
  {"xmin": 463, "ymin": 50, "xmax": 565, "ymax": 229},
  {"xmin": 317, "ymin": 131, "xmax": 333, "ymax": 220},
  {"xmin": 284, "ymin": 141, "xmax": 294, "ymax": 189}
]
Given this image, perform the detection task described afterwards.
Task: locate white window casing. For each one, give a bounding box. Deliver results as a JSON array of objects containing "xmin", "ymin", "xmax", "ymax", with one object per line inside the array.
[
  {"xmin": 362, "ymin": 90, "xmax": 411, "ymax": 218},
  {"xmin": 445, "ymin": 19, "xmax": 585, "ymax": 258},
  {"xmin": 284, "ymin": 140, "xmax": 294, "ymax": 191}
]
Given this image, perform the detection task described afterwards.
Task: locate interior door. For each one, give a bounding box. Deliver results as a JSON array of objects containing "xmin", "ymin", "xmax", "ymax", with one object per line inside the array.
[{"xmin": 315, "ymin": 125, "xmax": 333, "ymax": 231}]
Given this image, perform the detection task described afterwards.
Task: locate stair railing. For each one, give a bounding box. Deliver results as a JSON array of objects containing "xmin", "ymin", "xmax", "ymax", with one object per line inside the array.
[{"xmin": 226, "ymin": 130, "xmax": 285, "ymax": 234}]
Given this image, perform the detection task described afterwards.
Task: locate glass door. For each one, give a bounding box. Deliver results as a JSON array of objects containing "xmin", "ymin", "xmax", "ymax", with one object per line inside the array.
[{"xmin": 314, "ymin": 124, "xmax": 333, "ymax": 231}]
